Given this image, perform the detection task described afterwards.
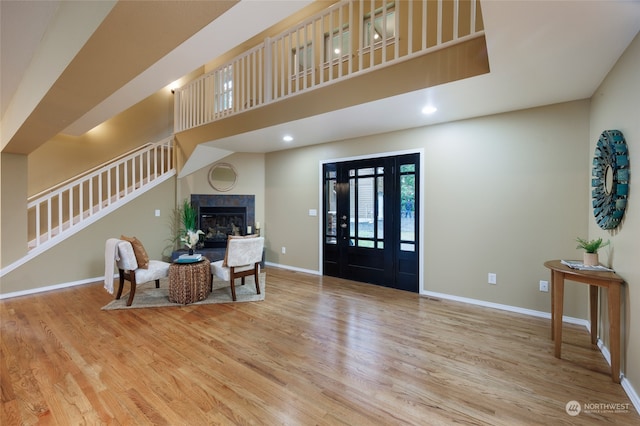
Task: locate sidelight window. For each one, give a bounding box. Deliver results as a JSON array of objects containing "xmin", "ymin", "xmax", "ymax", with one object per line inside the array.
[
  {"xmin": 399, "ymin": 163, "xmax": 416, "ymax": 251},
  {"xmin": 325, "ymin": 166, "xmax": 338, "ymax": 244}
]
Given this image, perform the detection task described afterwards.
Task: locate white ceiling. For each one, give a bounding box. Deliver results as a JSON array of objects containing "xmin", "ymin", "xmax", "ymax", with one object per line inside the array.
[{"xmin": 2, "ymin": 1, "xmax": 639, "ymax": 166}]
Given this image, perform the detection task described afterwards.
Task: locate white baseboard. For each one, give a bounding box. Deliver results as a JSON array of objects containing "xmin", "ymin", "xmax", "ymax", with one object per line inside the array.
[
  {"xmin": 422, "ymin": 290, "xmax": 589, "ymax": 327},
  {"xmin": 264, "ymin": 261, "xmax": 320, "ymax": 276},
  {"xmin": 622, "ymin": 375, "xmax": 640, "ymax": 415},
  {"xmin": 0, "ymin": 276, "xmax": 104, "ymax": 299},
  {"xmin": 597, "ymin": 338, "xmax": 612, "ymax": 366},
  {"xmin": 595, "ymin": 338, "xmax": 640, "ymax": 414}
]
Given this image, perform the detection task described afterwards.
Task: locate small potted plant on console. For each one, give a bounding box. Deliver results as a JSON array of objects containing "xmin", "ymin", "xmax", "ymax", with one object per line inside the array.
[{"xmin": 576, "ymin": 237, "xmax": 610, "ymax": 266}]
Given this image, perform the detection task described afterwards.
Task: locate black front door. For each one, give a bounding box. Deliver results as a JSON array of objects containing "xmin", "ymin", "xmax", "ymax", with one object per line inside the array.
[{"xmin": 323, "ymin": 153, "xmax": 419, "ymax": 292}]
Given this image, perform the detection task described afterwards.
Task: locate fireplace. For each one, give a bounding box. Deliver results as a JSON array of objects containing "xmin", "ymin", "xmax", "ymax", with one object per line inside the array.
[
  {"xmin": 191, "ymin": 194, "xmax": 256, "ymax": 248},
  {"xmin": 199, "ymin": 207, "xmax": 247, "ymax": 248}
]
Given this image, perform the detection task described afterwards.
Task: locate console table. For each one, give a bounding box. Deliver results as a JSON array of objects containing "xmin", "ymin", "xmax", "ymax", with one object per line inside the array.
[{"xmin": 544, "ymin": 260, "xmax": 625, "ymax": 383}]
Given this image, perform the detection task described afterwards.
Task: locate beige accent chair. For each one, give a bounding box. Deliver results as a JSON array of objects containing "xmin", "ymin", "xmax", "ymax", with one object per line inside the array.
[
  {"xmin": 211, "ymin": 237, "xmax": 264, "ymax": 301},
  {"xmin": 111, "ymin": 239, "xmax": 170, "ymax": 306}
]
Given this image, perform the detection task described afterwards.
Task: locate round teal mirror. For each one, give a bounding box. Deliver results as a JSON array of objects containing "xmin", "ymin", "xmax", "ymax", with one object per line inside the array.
[{"xmin": 592, "ymin": 130, "xmax": 629, "ymax": 230}]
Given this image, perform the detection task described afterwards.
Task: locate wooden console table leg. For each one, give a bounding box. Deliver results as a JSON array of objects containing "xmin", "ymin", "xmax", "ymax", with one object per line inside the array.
[
  {"xmin": 550, "ymin": 272, "xmax": 555, "ymax": 340},
  {"xmin": 589, "ymin": 285, "xmax": 598, "ymax": 346},
  {"xmin": 608, "ymin": 284, "xmax": 621, "ymax": 383},
  {"xmin": 553, "ymin": 271, "xmax": 564, "ymax": 358}
]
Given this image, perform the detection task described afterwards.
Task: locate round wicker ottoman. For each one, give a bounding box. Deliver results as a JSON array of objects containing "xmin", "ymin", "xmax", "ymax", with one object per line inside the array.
[{"xmin": 168, "ymin": 259, "xmax": 211, "ymax": 304}]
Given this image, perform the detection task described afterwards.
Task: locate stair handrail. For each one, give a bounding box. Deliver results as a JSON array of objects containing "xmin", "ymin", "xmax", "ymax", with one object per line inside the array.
[
  {"xmin": 27, "ymin": 137, "xmax": 175, "ymax": 252},
  {"xmin": 28, "ymin": 137, "xmax": 172, "ymax": 202}
]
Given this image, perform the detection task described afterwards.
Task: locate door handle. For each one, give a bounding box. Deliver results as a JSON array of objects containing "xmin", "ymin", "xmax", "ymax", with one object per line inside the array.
[{"xmin": 340, "ymin": 215, "xmax": 347, "ymax": 239}]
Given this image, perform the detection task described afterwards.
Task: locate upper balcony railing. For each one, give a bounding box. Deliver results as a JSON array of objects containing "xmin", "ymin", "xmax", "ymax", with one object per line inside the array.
[{"xmin": 174, "ymin": 0, "xmax": 484, "ymax": 133}]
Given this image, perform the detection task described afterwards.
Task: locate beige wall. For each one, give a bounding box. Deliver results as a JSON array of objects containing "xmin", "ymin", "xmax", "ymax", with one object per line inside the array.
[
  {"xmin": 176, "ymin": 152, "xmax": 266, "ymax": 232},
  {"xmin": 266, "ymin": 100, "xmax": 592, "ymax": 318},
  {"xmin": 589, "ymin": 33, "xmax": 639, "ymax": 392},
  {"xmin": 0, "ymin": 153, "xmax": 28, "ymax": 266},
  {"xmin": 27, "ymin": 89, "xmax": 175, "ymax": 196},
  {"xmin": 0, "ymin": 178, "xmax": 175, "ymax": 295}
]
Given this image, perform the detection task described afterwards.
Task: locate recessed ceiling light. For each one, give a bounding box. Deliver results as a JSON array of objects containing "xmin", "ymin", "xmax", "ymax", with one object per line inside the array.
[
  {"xmin": 422, "ymin": 105, "xmax": 437, "ymax": 115},
  {"xmin": 283, "ymin": 135, "xmax": 293, "ymax": 142}
]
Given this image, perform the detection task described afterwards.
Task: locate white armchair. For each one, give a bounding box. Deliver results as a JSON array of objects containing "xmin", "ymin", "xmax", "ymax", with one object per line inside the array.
[
  {"xmin": 211, "ymin": 237, "xmax": 264, "ymax": 301},
  {"xmin": 107, "ymin": 238, "xmax": 170, "ymax": 306}
]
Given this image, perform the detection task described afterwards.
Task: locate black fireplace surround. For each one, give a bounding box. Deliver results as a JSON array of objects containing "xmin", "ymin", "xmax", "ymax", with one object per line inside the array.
[{"xmin": 170, "ymin": 194, "xmax": 257, "ymax": 262}]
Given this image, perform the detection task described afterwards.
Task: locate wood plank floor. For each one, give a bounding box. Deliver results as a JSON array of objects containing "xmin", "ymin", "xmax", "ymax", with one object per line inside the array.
[{"xmin": 1, "ymin": 267, "xmax": 637, "ymax": 425}]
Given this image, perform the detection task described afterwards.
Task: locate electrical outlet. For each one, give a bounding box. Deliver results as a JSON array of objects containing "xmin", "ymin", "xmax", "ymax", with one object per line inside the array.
[
  {"xmin": 281, "ymin": 246, "xmax": 286, "ymax": 254},
  {"xmin": 488, "ymin": 273, "xmax": 497, "ymax": 285},
  {"xmin": 539, "ymin": 280, "xmax": 549, "ymax": 292}
]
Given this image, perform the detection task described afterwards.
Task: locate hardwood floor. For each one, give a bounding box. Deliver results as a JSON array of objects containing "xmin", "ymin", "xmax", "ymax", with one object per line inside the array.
[{"xmin": 1, "ymin": 267, "xmax": 638, "ymax": 425}]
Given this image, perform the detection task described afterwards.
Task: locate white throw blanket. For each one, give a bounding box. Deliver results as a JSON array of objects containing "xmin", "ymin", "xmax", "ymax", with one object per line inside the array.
[{"xmin": 104, "ymin": 238, "xmax": 121, "ymax": 294}]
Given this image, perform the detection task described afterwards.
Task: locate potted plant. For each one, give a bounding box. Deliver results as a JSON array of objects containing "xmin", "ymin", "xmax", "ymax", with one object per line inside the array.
[
  {"xmin": 576, "ymin": 237, "xmax": 610, "ymax": 266},
  {"xmin": 179, "ymin": 200, "xmax": 203, "ymax": 255}
]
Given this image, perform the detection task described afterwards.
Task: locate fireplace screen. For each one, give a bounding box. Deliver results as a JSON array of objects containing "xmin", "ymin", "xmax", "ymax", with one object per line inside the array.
[{"xmin": 199, "ymin": 207, "xmax": 247, "ymax": 247}]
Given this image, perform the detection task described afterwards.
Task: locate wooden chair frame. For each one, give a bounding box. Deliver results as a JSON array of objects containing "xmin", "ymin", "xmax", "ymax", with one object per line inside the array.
[
  {"xmin": 227, "ymin": 263, "xmax": 261, "ymax": 301},
  {"xmin": 116, "ymin": 269, "xmax": 160, "ymax": 307}
]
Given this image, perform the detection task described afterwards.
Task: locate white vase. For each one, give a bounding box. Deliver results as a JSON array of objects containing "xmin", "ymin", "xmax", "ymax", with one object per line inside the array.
[{"xmin": 583, "ymin": 252, "xmax": 598, "ymax": 266}]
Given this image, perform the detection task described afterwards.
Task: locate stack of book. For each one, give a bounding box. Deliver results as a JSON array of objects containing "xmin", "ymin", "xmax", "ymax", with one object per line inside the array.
[{"xmin": 175, "ymin": 253, "xmax": 203, "ymax": 263}]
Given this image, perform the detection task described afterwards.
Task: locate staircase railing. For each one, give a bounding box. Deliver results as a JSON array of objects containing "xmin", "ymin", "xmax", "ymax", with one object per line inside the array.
[
  {"xmin": 174, "ymin": 0, "xmax": 483, "ymax": 132},
  {"xmin": 27, "ymin": 137, "xmax": 175, "ymax": 252}
]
